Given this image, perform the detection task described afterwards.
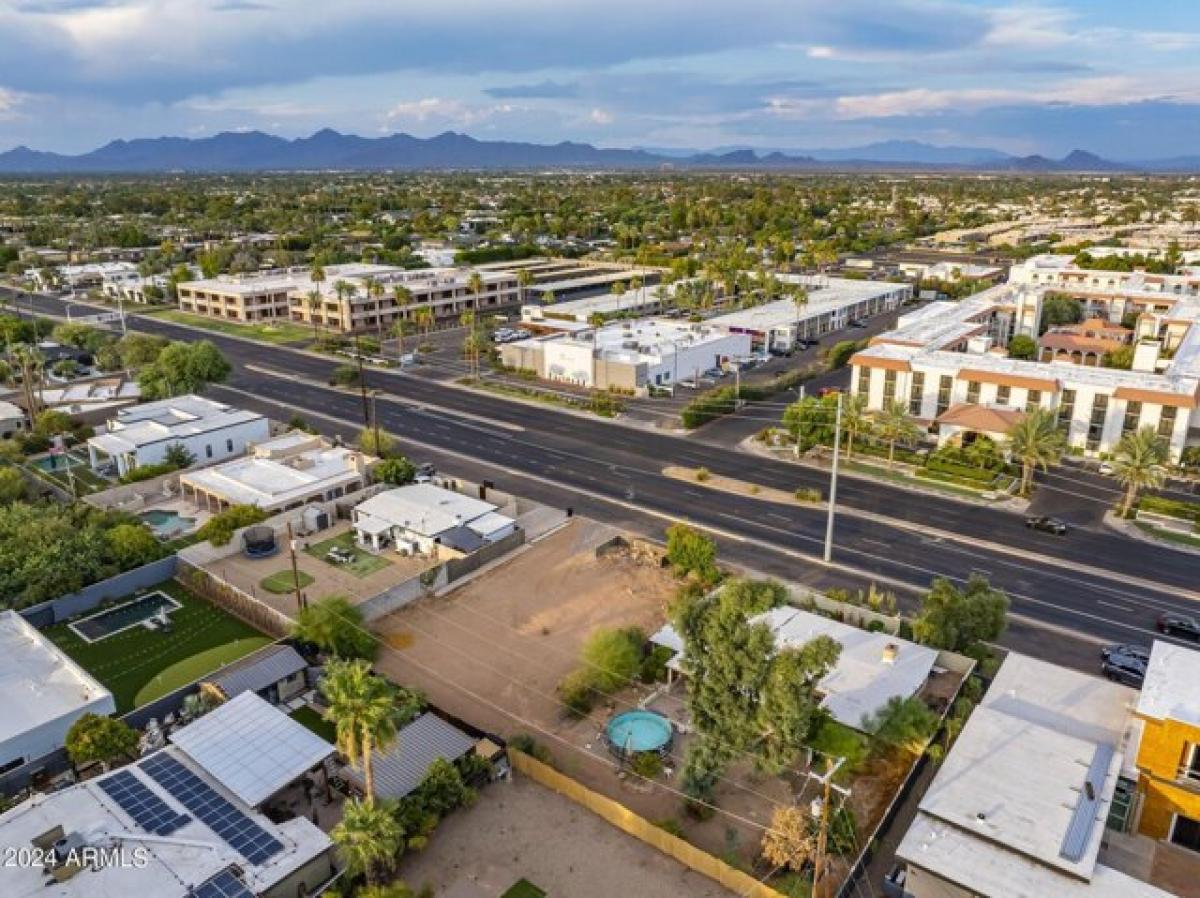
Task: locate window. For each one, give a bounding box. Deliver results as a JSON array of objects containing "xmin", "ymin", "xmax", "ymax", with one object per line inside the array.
[
  {"xmin": 996, "ymin": 385, "xmax": 1011, "ymax": 406},
  {"xmin": 1057, "ymin": 389, "xmax": 1076, "ymax": 430},
  {"xmin": 965, "ymin": 380, "xmax": 981, "ymax": 404},
  {"xmin": 226, "ymin": 438, "xmax": 234, "ymax": 452},
  {"xmin": 909, "ymin": 372, "xmax": 925, "ymax": 416},
  {"xmin": 857, "ymin": 368, "xmax": 872, "ymax": 399},
  {"xmin": 936, "ymin": 375, "xmax": 953, "ymax": 416},
  {"xmin": 1180, "ymin": 743, "xmax": 1200, "ymax": 783},
  {"xmin": 205, "ymin": 444, "xmax": 213, "ymax": 459},
  {"xmin": 1026, "ymin": 389, "xmax": 1042, "ymax": 412},
  {"xmin": 1171, "ymin": 814, "xmax": 1200, "ymax": 854},
  {"xmin": 1086, "ymin": 394, "xmax": 1109, "ymax": 451},
  {"xmin": 883, "ymin": 370, "xmax": 897, "ymax": 404},
  {"xmin": 1122, "ymin": 400, "xmax": 1142, "ymax": 436},
  {"xmin": 1159, "ymin": 405, "xmax": 1178, "ymax": 439}
]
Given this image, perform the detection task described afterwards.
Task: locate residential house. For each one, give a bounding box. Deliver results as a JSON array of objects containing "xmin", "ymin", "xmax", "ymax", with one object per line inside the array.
[{"xmin": 352, "ymin": 483, "xmax": 516, "ymax": 556}]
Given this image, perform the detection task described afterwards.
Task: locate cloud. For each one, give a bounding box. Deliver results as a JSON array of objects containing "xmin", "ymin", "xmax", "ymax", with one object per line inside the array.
[
  {"xmin": 588, "ymin": 108, "xmax": 613, "ymax": 125},
  {"xmin": 484, "ymin": 80, "xmax": 578, "ymax": 99},
  {"xmin": 212, "ymin": 0, "xmax": 273, "ymax": 10}
]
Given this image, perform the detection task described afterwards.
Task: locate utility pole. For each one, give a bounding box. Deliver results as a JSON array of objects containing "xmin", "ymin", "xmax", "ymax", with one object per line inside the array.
[
  {"xmin": 809, "ymin": 756, "xmax": 849, "ymax": 898},
  {"xmin": 286, "ymin": 522, "xmax": 305, "ymax": 611},
  {"xmin": 823, "ymin": 391, "xmax": 843, "ymax": 564}
]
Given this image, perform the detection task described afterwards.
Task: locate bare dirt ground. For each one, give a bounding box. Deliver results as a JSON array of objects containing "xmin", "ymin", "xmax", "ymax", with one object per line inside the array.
[{"xmin": 398, "ymin": 774, "xmax": 737, "ymax": 898}]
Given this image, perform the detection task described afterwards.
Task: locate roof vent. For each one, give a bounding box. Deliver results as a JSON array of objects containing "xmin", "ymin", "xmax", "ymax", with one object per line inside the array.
[
  {"xmin": 881, "ymin": 643, "xmax": 898, "ymax": 665},
  {"xmin": 975, "ymin": 812, "xmax": 987, "ymax": 825}
]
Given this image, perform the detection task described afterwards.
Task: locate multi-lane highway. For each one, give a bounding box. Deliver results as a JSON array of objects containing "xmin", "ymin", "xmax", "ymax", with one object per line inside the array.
[{"xmin": 6, "ymin": 286, "xmax": 1198, "ymax": 667}]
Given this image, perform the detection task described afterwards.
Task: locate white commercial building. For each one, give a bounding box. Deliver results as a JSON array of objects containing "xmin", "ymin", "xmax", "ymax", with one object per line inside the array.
[
  {"xmin": 709, "ymin": 275, "xmax": 910, "ymax": 352},
  {"xmin": 0, "ymin": 693, "xmax": 336, "ymax": 898},
  {"xmin": 896, "ymin": 652, "xmax": 1171, "ymax": 898},
  {"xmin": 352, "ymin": 483, "xmax": 516, "ymax": 555},
  {"xmin": 0, "ymin": 611, "xmax": 115, "ymax": 774},
  {"xmin": 179, "ymin": 431, "xmax": 376, "ymax": 514},
  {"xmin": 501, "ymin": 318, "xmax": 752, "ymax": 394},
  {"xmin": 86, "ymin": 395, "xmax": 269, "ymax": 478},
  {"xmin": 850, "ymin": 256, "xmax": 1200, "ymax": 461}
]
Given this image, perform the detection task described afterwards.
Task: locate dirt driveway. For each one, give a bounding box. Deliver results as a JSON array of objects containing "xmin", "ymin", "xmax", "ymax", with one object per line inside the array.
[{"xmin": 398, "ymin": 774, "xmax": 736, "ymax": 898}]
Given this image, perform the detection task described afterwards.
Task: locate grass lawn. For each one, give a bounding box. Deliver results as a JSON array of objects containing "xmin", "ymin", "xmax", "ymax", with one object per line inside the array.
[
  {"xmin": 1134, "ymin": 521, "xmax": 1200, "ymax": 550},
  {"xmin": 290, "ymin": 705, "xmax": 337, "ymax": 743},
  {"xmin": 846, "ymin": 460, "xmax": 994, "ymax": 501},
  {"xmin": 502, "ymin": 881, "xmax": 546, "ymax": 898},
  {"xmin": 304, "ymin": 531, "xmax": 391, "ymax": 578},
  {"xmin": 44, "ymin": 580, "xmax": 270, "ymax": 713},
  {"xmin": 260, "ymin": 569, "xmax": 315, "ymax": 594},
  {"xmin": 144, "ymin": 308, "xmax": 314, "ymax": 345}
]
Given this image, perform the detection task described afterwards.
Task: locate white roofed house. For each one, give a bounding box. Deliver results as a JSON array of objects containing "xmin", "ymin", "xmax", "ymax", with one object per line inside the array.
[
  {"xmin": 86, "ymin": 394, "xmax": 269, "ymax": 478},
  {"xmin": 351, "ymin": 483, "xmax": 516, "ymax": 557}
]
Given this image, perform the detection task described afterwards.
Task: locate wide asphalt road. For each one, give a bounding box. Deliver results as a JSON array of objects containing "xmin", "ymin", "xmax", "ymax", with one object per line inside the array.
[{"xmin": 7, "ymin": 287, "xmax": 1198, "ymax": 664}]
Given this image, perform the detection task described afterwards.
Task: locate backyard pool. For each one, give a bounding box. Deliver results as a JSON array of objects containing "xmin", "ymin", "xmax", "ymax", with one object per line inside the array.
[
  {"xmin": 69, "ymin": 590, "xmax": 182, "ymax": 643},
  {"xmin": 605, "ymin": 710, "xmax": 674, "ymax": 758},
  {"xmin": 139, "ymin": 509, "xmax": 197, "ymax": 539},
  {"xmin": 30, "ymin": 450, "xmax": 89, "ymax": 472}
]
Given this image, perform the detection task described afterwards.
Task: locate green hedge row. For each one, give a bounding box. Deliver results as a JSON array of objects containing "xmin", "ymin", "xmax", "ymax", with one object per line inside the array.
[{"xmin": 1139, "ymin": 495, "xmax": 1200, "ymax": 523}]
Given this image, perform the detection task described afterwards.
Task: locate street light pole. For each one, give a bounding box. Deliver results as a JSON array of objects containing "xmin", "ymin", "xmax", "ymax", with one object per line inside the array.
[{"xmin": 823, "ymin": 391, "xmax": 843, "ymax": 564}]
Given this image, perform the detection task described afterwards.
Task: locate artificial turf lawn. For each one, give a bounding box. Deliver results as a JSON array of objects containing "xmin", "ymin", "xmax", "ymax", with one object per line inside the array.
[
  {"xmin": 260, "ymin": 569, "xmax": 315, "ymax": 594},
  {"xmin": 502, "ymin": 881, "xmax": 546, "ymax": 898},
  {"xmin": 44, "ymin": 580, "xmax": 270, "ymax": 713},
  {"xmin": 304, "ymin": 531, "xmax": 391, "ymax": 578},
  {"xmin": 134, "ymin": 636, "xmax": 272, "ymax": 706}
]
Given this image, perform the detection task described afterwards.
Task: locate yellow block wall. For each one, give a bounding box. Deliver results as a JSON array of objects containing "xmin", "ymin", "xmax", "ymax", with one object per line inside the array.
[{"xmin": 1136, "ymin": 716, "xmax": 1200, "ymax": 840}]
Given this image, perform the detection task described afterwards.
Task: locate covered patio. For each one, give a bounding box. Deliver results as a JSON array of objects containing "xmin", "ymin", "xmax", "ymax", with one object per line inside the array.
[{"xmin": 935, "ymin": 403, "xmax": 1024, "ymax": 448}]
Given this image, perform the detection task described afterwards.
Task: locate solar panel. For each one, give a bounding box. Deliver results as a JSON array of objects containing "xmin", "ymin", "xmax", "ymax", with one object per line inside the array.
[
  {"xmin": 189, "ymin": 867, "xmax": 254, "ymax": 898},
  {"xmin": 96, "ymin": 770, "xmax": 190, "ymax": 836},
  {"xmin": 140, "ymin": 754, "xmax": 283, "ymax": 865}
]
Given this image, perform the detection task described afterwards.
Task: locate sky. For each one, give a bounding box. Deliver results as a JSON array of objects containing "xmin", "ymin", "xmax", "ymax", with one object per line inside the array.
[{"xmin": 1, "ymin": 0, "xmax": 1199, "ymax": 158}]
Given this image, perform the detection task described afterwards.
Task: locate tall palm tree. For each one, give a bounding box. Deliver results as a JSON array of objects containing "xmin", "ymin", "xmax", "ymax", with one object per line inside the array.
[
  {"xmin": 1006, "ymin": 407, "xmax": 1064, "ymax": 496},
  {"xmin": 516, "ymin": 268, "xmax": 534, "ymax": 303},
  {"xmin": 305, "ymin": 289, "xmax": 322, "ymax": 342},
  {"xmin": 310, "ymin": 262, "xmax": 326, "ymax": 306},
  {"xmin": 10, "ymin": 343, "xmax": 45, "ymax": 417},
  {"xmin": 466, "ymin": 271, "xmax": 484, "ymax": 309},
  {"xmin": 415, "ymin": 307, "xmax": 434, "ymax": 344},
  {"xmin": 840, "ymin": 394, "xmax": 868, "ymax": 461},
  {"xmin": 320, "ymin": 659, "xmax": 402, "ymax": 802},
  {"xmin": 333, "ymin": 280, "xmax": 354, "ymax": 337},
  {"xmin": 1112, "ymin": 426, "xmax": 1170, "ymax": 516},
  {"xmin": 791, "ymin": 286, "xmax": 809, "ymax": 346},
  {"xmin": 332, "ymin": 797, "xmax": 403, "ymax": 887},
  {"xmin": 459, "ymin": 310, "xmax": 478, "ymax": 379},
  {"xmin": 872, "ymin": 401, "xmax": 922, "ymax": 469}
]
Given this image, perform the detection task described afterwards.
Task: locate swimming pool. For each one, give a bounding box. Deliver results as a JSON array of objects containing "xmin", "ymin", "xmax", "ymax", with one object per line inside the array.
[
  {"xmin": 139, "ymin": 509, "xmax": 197, "ymax": 539},
  {"xmin": 605, "ymin": 710, "xmax": 674, "ymax": 758},
  {"xmin": 69, "ymin": 591, "xmax": 182, "ymax": 643},
  {"xmin": 30, "ymin": 450, "xmax": 88, "ymax": 472}
]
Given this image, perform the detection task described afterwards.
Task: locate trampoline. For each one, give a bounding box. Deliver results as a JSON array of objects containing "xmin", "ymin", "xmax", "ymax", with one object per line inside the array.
[
  {"xmin": 242, "ymin": 525, "xmax": 279, "ymax": 558},
  {"xmin": 605, "ymin": 710, "xmax": 674, "ymax": 759}
]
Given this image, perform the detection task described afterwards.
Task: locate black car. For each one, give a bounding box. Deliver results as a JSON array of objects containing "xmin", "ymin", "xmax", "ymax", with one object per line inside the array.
[
  {"xmin": 1157, "ymin": 613, "xmax": 1200, "ymax": 641},
  {"xmin": 1101, "ymin": 643, "xmax": 1151, "ymax": 664},
  {"xmin": 848, "ymin": 319, "xmax": 868, "ymax": 329},
  {"xmin": 1025, "ymin": 515, "xmax": 1068, "ymax": 535},
  {"xmin": 1102, "ymin": 654, "xmax": 1146, "ymax": 687}
]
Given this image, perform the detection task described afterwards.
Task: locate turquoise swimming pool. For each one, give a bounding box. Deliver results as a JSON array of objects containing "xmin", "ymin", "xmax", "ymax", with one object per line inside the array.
[
  {"xmin": 605, "ymin": 710, "xmax": 674, "ymax": 758},
  {"xmin": 30, "ymin": 450, "xmax": 88, "ymax": 472},
  {"xmin": 139, "ymin": 509, "xmax": 197, "ymax": 538}
]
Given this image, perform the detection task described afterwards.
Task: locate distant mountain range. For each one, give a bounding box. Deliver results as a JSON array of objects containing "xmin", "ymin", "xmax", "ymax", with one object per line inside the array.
[{"xmin": 0, "ymin": 129, "xmax": 1194, "ymax": 173}]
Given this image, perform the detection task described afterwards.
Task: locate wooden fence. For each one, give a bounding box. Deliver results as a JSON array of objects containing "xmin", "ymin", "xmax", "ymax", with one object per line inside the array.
[{"xmin": 176, "ymin": 559, "xmax": 293, "ymax": 638}]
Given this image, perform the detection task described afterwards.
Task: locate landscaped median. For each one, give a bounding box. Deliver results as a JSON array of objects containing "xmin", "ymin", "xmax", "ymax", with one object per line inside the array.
[
  {"xmin": 662, "ymin": 464, "xmax": 824, "ymax": 506},
  {"xmin": 1130, "ymin": 494, "xmax": 1200, "ymax": 549}
]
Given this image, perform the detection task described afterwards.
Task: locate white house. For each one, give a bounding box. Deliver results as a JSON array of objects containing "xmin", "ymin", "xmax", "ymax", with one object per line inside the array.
[
  {"xmin": 352, "ymin": 484, "xmax": 516, "ymax": 555},
  {"xmin": 0, "ymin": 611, "xmax": 115, "ymax": 774},
  {"xmin": 0, "ymin": 398, "xmax": 26, "ymax": 440},
  {"xmin": 86, "ymin": 395, "xmax": 269, "ymax": 477}
]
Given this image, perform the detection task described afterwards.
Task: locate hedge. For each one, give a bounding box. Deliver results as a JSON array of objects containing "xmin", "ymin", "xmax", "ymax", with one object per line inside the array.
[{"xmin": 1139, "ymin": 495, "xmax": 1200, "ymax": 524}]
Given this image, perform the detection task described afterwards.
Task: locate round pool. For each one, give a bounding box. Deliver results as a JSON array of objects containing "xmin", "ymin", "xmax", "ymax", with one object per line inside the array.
[{"xmin": 605, "ymin": 710, "xmax": 673, "ymax": 757}]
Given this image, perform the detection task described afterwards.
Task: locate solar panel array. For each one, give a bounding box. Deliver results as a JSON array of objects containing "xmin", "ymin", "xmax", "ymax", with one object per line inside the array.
[
  {"xmin": 140, "ymin": 754, "xmax": 283, "ymax": 865},
  {"xmin": 96, "ymin": 770, "xmax": 190, "ymax": 836},
  {"xmin": 188, "ymin": 867, "xmax": 254, "ymax": 898}
]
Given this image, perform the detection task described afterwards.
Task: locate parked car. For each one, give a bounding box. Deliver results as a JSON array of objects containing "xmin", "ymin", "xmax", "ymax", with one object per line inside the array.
[
  {"xmin": 848, "ymin": 319, "xmax": 868, "ymax": 329},
  {"xmin": 1098, "ymin": 461, "xmax": 1115, "ymax": 476},
  {"xmin": 1101, "ymin": 643, "xmax": 1151, "ymax": 664},
  {"xmin": 1157, "ymin": 613, "xmax": 1200, "ymax": 641},
  {"xmin": 1025, "ymin": 515, "xmax": 1068, "ymax": 535},
  {"xmin": 1102, "ymin": 654, "xmax": 1146, "ymax": 687},
  {"xmin": 882, "ymin": 865, "xmax": 907, "ymax": 898}
]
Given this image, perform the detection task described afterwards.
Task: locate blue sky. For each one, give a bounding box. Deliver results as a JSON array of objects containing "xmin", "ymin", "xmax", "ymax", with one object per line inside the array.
[{"xmin": 0, "ymin": 0, "xmax": 1199, "ymax": 157}]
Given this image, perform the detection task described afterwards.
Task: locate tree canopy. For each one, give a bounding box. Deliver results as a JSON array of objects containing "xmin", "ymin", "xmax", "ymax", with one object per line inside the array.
[
  {"xmin": 294, "ymin": 595, "xmax": 377, "ymax": 660},
  {"xmin": 912, "ymin": 574, "xmax": 1009, "ymax": 653},
  {"xmin": 65, "ymin": 713, "xmax": 138, "ymax": 770}
]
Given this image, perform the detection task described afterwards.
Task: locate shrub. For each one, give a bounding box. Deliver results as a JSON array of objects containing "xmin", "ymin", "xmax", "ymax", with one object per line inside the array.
[
  {"xmin": 556, "ymin": 669, "xmax": 596, "ymax": 718},
  {"xmin": 629, "ymin": 752, "xmax": 664, "ymax": 780},
  {"xmin": 1138, "ymin": 495, "xmax": 1200, "ymax": 524},
  {"xmin": 195, "ymin": 504, "xmax": 269, "ymax": 546},
  {"xmin": 582, "ymin": 626, "xmax": 644, "ymax": 693},
  {"xmin": 119, "ymin": 461, "xmax": 179, "ymax": 484},
  {"xmin": 640, "ymin": 645, "xmax": 675, "ymax": 683},
  {"xmin": 665, "ymin": 523, "xmax": 720, "ymax": 585},
  {"xmin": 508, "ymin": 733, "xmax": 551, "ymax": 763},
  {"xmin": 329, "ymin": 362, "xmax": 360, "ymax": 387},
  {"xmin": 695, "ymin": 467, "xmax": 711, "ymax": 482},
  {"xmin": 795, "ymin": 486, "xmax": 822, "ymax": 503},
  {"xmin": 655, "ymin": 817, "xmax": 685, "ymax": 838}
]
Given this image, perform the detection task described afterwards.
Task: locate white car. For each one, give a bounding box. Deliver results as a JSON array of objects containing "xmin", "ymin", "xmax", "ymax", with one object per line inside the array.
[{"xmin": 1098, "ymin": 462, "xmax": 1115, "ymax": 476}]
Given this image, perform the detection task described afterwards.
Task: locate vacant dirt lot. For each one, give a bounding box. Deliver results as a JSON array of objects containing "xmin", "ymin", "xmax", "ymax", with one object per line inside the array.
[
  {"xmin": 374, "ymin": 518, "xmax": 677, "ymax": 738},
  {"xmin": 398, "ymin": 774, "xmax": 736, "ymax": 898}
]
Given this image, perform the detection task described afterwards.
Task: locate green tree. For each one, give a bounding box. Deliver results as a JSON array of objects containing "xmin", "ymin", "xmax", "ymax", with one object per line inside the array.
[
  {"xmin": 665, "ymin": 523, "xmax": 719, "ymax": 585},
  {"xmin": 32, "ymin": 409, "xmax": 73, "ymax": 437},
  {"xmin": 1007, "ymin": 334, "xmax": 1037, "ymax": 360},
  {"xmin": 293, "ymin": 596, "xmax": 377, "ymax": 660},
  {"xmin": 0, "ymin": 467, "xmax": 27, "ymax": 504},
  {"xmin": 1112, "ymin": 426, "xmax": 1170, "ymax": 516},
  {"xmin": 194, "ymin": 504, "xmax": 268, "ymax": 546},
  {"xmin": 116, "ymin": 333, "xmax": 168, "ymax": 368},
  {"xmin": 332, "ymin": 797, "xmax": 404, "ymax": 886},
  {"xmin": 374, "ymin": 456, "xmax": 415, "ymax": 485},
  {"xmin": 105, "ymin": 523, "xmax": 163, "ymax": 569},
  {"xmin": 912, "ymin": 575, "xmax": 1009, "ymax": 653},
  {"xmin": 331, "ymin": 363, "xmax": 361, "ymax": 387},
  {"xmin": 782, "ymin": 394, "xmax": 839, "ymax": 452},
  {"xmin": 1006, "ymin": 407, "xmax": 1065, "ymax": 495},
  {"xmin": 871, "ymin": 401, "xmax": 922, "ymax": 468},
  {"xmin": 864, "ymin": 695, "xmax": 938, "ymax": 756},
  {"xmin": 580, "ymin": 626, "xmax": 644, "ymax": 693},
  {"xmin": 65, "ymin": 713, "xmax": 138, "ymax": 771},
  {"xmin": 358, "ymin": 427, "xmax": 393, "ymax": 458},
  {"xmin": 1102, "ymin": 345, "xmax": 1135, "ymax": 370},
  {"xmin": 162, "ymin": 442, "xmax": 196, "ymax": 468},
  {"xmin": 138, "ymin": 340, "xmax": 231, "ymax": 399},
  {"xmin": 840, "ymin": 393, "xmax": 868, "ymax": 460},
  {"xmin": 1039, "ymin": 296, "xmax": 1083, "ymax": 331}
]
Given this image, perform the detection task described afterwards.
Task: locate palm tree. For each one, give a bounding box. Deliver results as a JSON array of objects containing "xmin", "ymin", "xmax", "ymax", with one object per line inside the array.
[
  {"xmin": 332, "ymin": 797, "xmax": 404, "ymax": 887},
  {"xmin": 459, "ymin": 310, "xmax": 478, "ymax": 378},
  {"xmin": 333, "ymin": 280, "xmax": 354, "ymax": 336},
  {"xmin": 872, "ymin": 401, "xmax": 922, "ymax": 469},
  {"xmin": 321, "ymin": 659, "xmax": 403, "ymax": 802},
  {"xmin": 466, "ymin": 271, "xmax": 484, "ymax": 309},
  {"xmin": 1112, "ymin": 426, "xmax": 1170, "ymax": 516},
  {"xmin": 516, "ymin": 267, "xmax": 534, "ymax": 302},
  {"xmin": 10, "ymin": 343, "xmax": 45, "ymax": 417},
  {"xmin": 791, "ymin": 286, "xmax": 809, "ymax": 347},
  {"xmin": 840, "ymin": 394, "xmax": 868, "ymax": 461},
  {"xmin": 415, "ymin": 307, "xmax": 434, "ymax": 344},
  {"xmin": 1005, "ymin": 407, "xmax": 1064, "ymax": 496},
  {"xmin": 305, "ymin": 289, "xmax": 323, "ymax": 342},
  {"xmin": 310, "ymin": 261, "xmax": 326, "ymax": 308}
]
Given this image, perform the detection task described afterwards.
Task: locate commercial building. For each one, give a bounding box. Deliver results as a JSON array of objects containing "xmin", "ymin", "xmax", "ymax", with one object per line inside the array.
[
  {"xmin": 850, "ymin": 255, "xmax": 1200, "ymax": 461},
  {"xmin": 179, "ymin": 431, "xmax": 375, "ymax": 514},
  {"xmin": 501, "ymin": 318, "xmax": 751, "ymax": 394},
  {"xmin": 709, "ymin": 276, "xmax": 910, "ymax": 352},
  {"xmin": 520, "ymin": 280, "xmax": 681, "ymax": 325},
  {"xmin": 0, "ymin": 692, "xmax": 337, "ymax": 898},
  {"xmin": 651, "ymin": 606, "xmax": 938, "ymax": 733},
  {"xmin": 177, "ymin": 263, "xmax": 398, "ymax": 323},
  {"xmin": 0, "ymin": 611, "xmax": 115, "ymax": 775},
  {"xmin": 352, "ymin": 483, "xmax": 516, "ymax": 555},
  {"xmin": 29, "ymin": 262, "xmax": 140, "ymax": 293},
  {"xmin": 86, "ymin": 395, "xmax": 269, "ymax": 478}
]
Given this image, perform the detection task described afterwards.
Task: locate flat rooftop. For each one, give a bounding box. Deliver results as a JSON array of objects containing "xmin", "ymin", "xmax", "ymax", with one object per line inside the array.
[
  {"xmin": 0, "ymin": 611, "xmax": 113, "ymax": 748},
  {"xmin": 709, "ymin": 276, "xmax": 909, "ymax": 333},
  {"xmin": 180, "ymin": 263, "xmax": 400, "ymax": 296},
  {"xmin": 90, "ymin": 396, "xmax": 265, "ymax": 454},
  {"xmin": 1135, "ymin": 641, "xmax": 1200, "ymax": 727}
]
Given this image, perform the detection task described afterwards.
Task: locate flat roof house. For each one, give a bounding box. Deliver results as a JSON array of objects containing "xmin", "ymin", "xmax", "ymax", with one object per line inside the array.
[
  {"xmin": 895, "ymin": 652, "xmax": 1186, "ymax": 898},
  {"xmin": 0, "ymin": 692, "xmax": 337, "ymax": 898},
  {"xmin": 86, "ymin": 395, "xmax": 269, "ymax": 478},
  {"xmin": 0, "ymin": 611, "xmax": 115, "ymax": 775},
  {"xmin": 352, "ymin": 483, "xmax": 516, "ymax": 556},
  {"xmin": 0, "ymin": 397, "xmax": 26, "ymax": 440},
  {"xmin": 179, "ymin": 431, "xmax": 375, "ymax": 514}
]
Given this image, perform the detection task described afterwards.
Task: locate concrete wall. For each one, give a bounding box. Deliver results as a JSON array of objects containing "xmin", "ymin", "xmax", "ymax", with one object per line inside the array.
[
  {"xmin": 18, "ymin": 556, "xmax": 179, "ymax": 628},
  {"xmin": 1135, "ymin": 716, "xmax": 1200, "ymax": 841}
]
